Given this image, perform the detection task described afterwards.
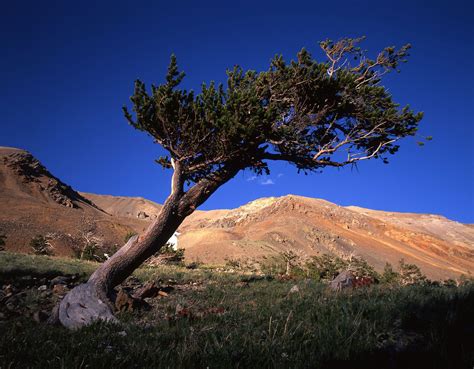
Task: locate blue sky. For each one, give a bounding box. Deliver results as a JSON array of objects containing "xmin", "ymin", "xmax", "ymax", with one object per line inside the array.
[{"xmin": 1, "ymin": 0, "xmax": 473, "ymax": 222}]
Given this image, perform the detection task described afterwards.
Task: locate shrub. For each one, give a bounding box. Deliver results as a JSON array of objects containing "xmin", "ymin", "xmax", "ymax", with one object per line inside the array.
[
  {"xmin": 306, "ymin": 254, "xmax": 348, "ymax": 281},
  {"xmin": 399, "ymin": 259, "xmax": 428, "ymax": 285},
  {"xmin": 442, "ymin": 278, "xmax": 457, "ymax": 287},
  {"xmin": 281, "ymin": 250, "xmax": 299, "ymax": 276},
  {"xmin": 146, "ymin": 245, "xmax": 186, "ymax": 266},
  {"xmin": 72, "ymin": 232, "xmax": 115, "ymax": 262},
  {"xmin": 79, "ymin": 241, "xmax": 100, "ymax": 261},
  {"xmin": 347, "ymin": 256, "xmax": 380, "ymax": 279},
  {"xmin": 380, "ymin": 262, "xmax": 400, "ymax": 284},
  {"xmin": 260, "ymin": 255, "xmax": 287, "ymax": 276},
  {"xmin": 30, "ymin": 235, "xmax": 53, "ymax": 255}
]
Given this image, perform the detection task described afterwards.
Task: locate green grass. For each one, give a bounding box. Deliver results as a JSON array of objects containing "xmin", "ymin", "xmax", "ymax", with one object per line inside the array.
[
  {"xmin": 0, "ymin": 252, "xmax": 473, "ymax": 369},
  {"xmin": 0, "ymin": 252, "xmax": 97, "ymax": 283}
]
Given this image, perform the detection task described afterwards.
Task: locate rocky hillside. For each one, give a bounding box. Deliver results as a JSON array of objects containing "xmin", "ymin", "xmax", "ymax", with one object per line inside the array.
[
  {"xmin": 177, "ymin": 196, "xmax": 474, "ymax": 279},
  {"xmin": 0, "ymin": 147, "xmax": 148, "ymax": 256},
  {"xmin": 1, "ymin": 147, "xmax": 473, "ymax": 279},
  {"xmin": 80, "ymin": 192, "xmax": 162, "ymax": 220}
]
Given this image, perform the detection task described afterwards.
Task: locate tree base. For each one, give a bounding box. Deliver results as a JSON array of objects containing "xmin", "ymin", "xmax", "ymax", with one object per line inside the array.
[{"xmin": 58, "ymin": 283, "xmax": 117, "ymax": 329}]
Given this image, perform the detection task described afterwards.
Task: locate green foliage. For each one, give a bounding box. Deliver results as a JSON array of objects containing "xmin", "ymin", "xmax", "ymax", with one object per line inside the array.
[
  {"xmin": 398, "ymin": 259, "xmax": 428, "ymax": 285},
  {"xmin": 280, "ymin": 250, "xmax": 299, "ymax": 275},
  {"xmin": 442, "ymin": 278, "xmax": 457, "ymax": 287},
  {"xmin": 79, "ymin": 241, "xmax": 101, "ymax": 262},
  {"xmin": 150, "ymin": 244, "xmax": 185, "ymax": 266},
  {"xmin": 224, "ymin": 258, "xmax": 243, "ymax": 270},
  {"xmin": 1, "ymin": 252, "xmax": 473, "ymax": 369},
  {"xmin": 381, "ymin": 262, "xmax": 400, "ymax": 284},
  {"xmin": 123, "ymin": 37, "xmax": 423, "ymax": 185},
  {"xmin": 305, "ymin": 254, "xmax": 349, "ymax": 281},
  {"xmin": 30, "ymin": 235, "xmax": 53, "ymax": 256},
  {"xmin": 74, "ymin": 240, "xmax": 118, "ymax": 263},
  {"xmin": 348, "ymin": 256, "xmax": 380, "ymax": 279}
]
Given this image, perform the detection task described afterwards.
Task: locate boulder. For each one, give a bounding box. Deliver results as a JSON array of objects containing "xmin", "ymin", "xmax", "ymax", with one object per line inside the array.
[
  {"xmin": 50, "ymin": 276, "xmax": 70, "ymax": 286},
  {"xmin": 329, "ymin": 271, "xmax": 355, "ymax": 291},
  {"xmin": 137, "ymin": 211, "xmax": 149, "ymax": 219}
]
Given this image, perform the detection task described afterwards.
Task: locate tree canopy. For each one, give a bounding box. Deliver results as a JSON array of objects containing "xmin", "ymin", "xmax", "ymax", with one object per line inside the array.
[
  {"xmin": 123, "ymin": 37, "xmax": 423, "ymax": 186},
  {"xmin": 59, "ymin": 37, "xmax": 425, "ymax": 329}
]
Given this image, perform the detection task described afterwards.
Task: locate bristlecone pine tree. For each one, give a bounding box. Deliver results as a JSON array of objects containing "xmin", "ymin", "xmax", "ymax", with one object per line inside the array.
[{"xmin": 58, "ymin": 37, "xmax": 423, "ymax": 328}]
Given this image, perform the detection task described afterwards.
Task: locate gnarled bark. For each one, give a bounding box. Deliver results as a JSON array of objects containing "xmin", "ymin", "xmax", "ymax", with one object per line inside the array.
[{"xmin": 58, "ymin": 161, "xmax": 240, "ymax": 329}]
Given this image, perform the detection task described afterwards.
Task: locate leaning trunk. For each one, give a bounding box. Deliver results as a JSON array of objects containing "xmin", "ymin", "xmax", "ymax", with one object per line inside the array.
[
  {"xmin": 56, "ymin": 161, "xmax": 241, "ymax": 329},
  {"xmin": 58, "ymin": 197, "xmax": 187, "ymax": 328}
]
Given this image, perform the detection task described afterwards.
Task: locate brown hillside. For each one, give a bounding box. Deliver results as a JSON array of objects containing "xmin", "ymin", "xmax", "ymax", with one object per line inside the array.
[
  {"xmin": 1, "ymin": 147, "xmax": 472, "ymax": 279},
  {"xmin": 0, "ymin": 147, "xmax": 147, "ymax": 256},
  {"xmin": 178, "ymin": 196, "xmax": 474, "ymax": 279}
]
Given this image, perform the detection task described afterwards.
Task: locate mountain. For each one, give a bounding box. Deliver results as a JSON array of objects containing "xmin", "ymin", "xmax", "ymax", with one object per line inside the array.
[
  {"xmin": 1, "ymin": 146, "xmax": 473, "ymax": 279},
  {"xmin": 0, "ymin": 147, "xmax": 149, "ymax": 256},
  {"xmin": 178, "ymin": 196, "xmax": 474, "ymax": 279}
]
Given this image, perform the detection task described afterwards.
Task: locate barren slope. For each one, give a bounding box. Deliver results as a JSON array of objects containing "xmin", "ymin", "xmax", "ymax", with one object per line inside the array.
[
  {"xmin": 178, "ymin": 196, "xmax": 474, "ymax": 279},
  {"xmin": 0, "ymin": 147, "xmax": 147, "ymax": 255},
  {"xmin": 80, "ymin": 192, "xmax": 162, "ymax": 220},
  {"xmin": 1, "ymin": 147, "xmax": 472, "ymax": 279}
]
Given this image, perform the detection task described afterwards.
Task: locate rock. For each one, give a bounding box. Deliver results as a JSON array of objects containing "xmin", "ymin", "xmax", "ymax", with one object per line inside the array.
[
  {"xmin": 58, "ymin": 283, "xmax": 117, "ymax": 329},
  {"xmin": 288, "ymin": 285, "xmax": 300, "ymax": 294},
  {"xmin": 158, "ymin": 290, "xmax": 168, "ymax": 297},
  {"xmin": 50, "ymin": 276, "xmax": 70, "ymax": 286},
  {"xmin": 52, "ymin": 284, "xmax": 69, "ymax": 295},
  {"xmin": 117, "ymin": 331, "xmax": 127, "ymax": 337},
  {"xmin": 137, "ymin": 211, "xmax": 149, "ymax": 219},
  {"xmin": 329, "ymin": 271, "xmax": 355, "ymax": 291},
  {"xmin": 33, "ymin": 310, "xmax": 49, "ymax": 323},
  {"xmin": 37, "ymin": 285, "xmax": 48, "ymax": 291}
]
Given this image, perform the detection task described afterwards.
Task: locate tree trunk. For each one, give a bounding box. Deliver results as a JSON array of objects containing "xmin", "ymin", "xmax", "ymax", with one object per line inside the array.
[{"xmin": 57, "ymin": 161, "xmax": 241, "ymax": 329}]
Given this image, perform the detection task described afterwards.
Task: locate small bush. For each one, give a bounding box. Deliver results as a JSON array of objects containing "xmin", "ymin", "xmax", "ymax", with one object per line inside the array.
[
  {"xmin": 347, "ymin": 256, "xmax": 380, "ymax": 279},
  {"xmin": 399, "ymin": 259, "xmax": 428, "ymax": 285},
  {"xmin": 380, "ymin": 262, "xmax": 399, "ymax": 284},
  {"xmin": 306, "ymin": 254, "xmax": 348, "ymax": 281},
  {"xmin": 147, "ymin": 245, "xmax": 186, "ymax": 266},
  {"xmin": 72, "ymin": 232, "xmax": 117, "ymax": 262},
  {"xmin": 224, "ymin": 258, "xmax": 242, "ymax": 270},
  {"xmin": 79, "ymin": 241, "xmax": 100, "ymax": 261},
  {"xmin": 30, "ymin": 235, "xmax": 53, "ymax": 255}
]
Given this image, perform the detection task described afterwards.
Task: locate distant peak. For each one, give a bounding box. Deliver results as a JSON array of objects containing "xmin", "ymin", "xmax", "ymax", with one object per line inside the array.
[{"xmin": 0, "ymin": 146, "xmax": 29, "ymax": 156}]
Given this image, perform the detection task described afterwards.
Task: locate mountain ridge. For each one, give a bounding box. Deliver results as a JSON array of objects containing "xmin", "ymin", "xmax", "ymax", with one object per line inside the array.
[{"xmin": 1, "ymin": 147, "xmax": 472, "ymax": 279}]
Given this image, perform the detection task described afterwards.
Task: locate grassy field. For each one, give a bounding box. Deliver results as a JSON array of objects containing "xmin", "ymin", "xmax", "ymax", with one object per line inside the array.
[{"xmin": 0, "ymin": 252, "xmax": 473, "ymax": 369}]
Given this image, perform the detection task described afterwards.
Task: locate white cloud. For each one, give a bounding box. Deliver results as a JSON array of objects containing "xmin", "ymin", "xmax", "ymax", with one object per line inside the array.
[
  {"xmin": 246, "ymin": 175, "xmax": 257, "ymax": 181},
  {"xmin": 277, "ymin": 173, "xmax": 284, "ymax": 178},
  {"xmin": 260, "ymin": 178, "xmax": 275, "ymax": 185}
]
